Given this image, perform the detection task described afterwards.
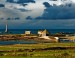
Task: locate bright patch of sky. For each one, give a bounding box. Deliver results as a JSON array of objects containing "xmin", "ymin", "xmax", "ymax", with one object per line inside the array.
[
  {"xmin": 0, "ymin": 0, "xmax": 6, "ymax": 4},
  {"xmin": 71, "ymin": 0, "xmax": 75, "ymax": 3},
  {"xmin": 1, "ymin": 0, "xmax": 46, "ymax": 19},
  {"xmin": 13, "ymin": 0, "xmax": 19, "ymax": 2}
]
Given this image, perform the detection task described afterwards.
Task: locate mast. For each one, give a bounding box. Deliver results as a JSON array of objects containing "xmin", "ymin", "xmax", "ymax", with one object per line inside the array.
[{"xmin": 5, "ymin": 20, "xmax": 8, "ymax": 33}]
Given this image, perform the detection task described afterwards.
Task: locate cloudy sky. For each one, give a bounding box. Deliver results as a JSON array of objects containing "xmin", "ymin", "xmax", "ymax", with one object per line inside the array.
[{"xmin": 0, "ymin": 0, "xmax": 75, "ymax": 29}]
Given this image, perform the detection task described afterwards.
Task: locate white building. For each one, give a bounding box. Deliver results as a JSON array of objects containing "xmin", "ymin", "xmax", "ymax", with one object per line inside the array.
[
  {"xmin": 38, "ymin": 31, "xmax": 43, "ymax": 36},
  {"xmin": 38, "ymin": 29, "xmax": 50, "ymax": 37},
  {"xmin": 42, "ymin": 29, "xmax": 50, "ymax": 36},
  {"xmin": 25, "ymin": 31, "xmax": 31, "ymax": 35}
]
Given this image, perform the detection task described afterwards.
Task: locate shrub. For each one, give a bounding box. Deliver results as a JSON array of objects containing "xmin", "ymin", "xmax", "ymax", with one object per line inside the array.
[{"xmin": 62, "ymin": 52, "xmax": 70, "ymax": 56}]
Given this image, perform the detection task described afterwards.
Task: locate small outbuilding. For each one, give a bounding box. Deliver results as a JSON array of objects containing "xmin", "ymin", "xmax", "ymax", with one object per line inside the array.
[
  {"xmin": 25, "ymin": 31, "xmax": 31, "ymax": 35},
  {"xmin": 38, "ymin": 30, "xmax": 43, "ymax": 36}
]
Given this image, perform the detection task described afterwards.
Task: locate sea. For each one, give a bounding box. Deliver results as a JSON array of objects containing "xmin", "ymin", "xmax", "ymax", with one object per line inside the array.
[
  {"xmin": 0, "ymin": 29, "xmax": 75, "ymax": 45},
  {"xmin": 0, "ymin": 29, "xmax": 75, "ymax": 34}
]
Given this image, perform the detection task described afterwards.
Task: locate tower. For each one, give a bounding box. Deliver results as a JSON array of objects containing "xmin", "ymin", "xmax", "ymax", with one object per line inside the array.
[{"xmin": 5, "ymin": 21, "xmax": 8, "ymax": 33}]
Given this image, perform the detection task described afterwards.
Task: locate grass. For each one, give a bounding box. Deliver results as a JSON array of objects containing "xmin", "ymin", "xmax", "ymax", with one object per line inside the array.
[
  {"xmin": 0, "ymin": 43, "xmax": 75, "ymax": 58},
  {"xmin": 0, "ymin": 43, "xmax": 75, "ymax": 50}
]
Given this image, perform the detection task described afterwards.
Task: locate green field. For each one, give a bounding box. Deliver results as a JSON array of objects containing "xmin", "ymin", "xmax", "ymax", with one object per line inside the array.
[{"xmin": 0, "ymin": 43, "xmax": 75, "ymax": 58}]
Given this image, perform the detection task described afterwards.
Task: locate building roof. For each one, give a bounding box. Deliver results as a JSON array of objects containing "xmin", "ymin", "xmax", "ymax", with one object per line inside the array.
[{"xmin": 42, "ymin": 29, "xmax": 50, "ymax": 34}]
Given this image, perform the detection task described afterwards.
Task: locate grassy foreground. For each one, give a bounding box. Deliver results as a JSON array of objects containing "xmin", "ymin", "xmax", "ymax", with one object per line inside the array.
[{"xmin": 0, "ymin": 43, "xmax": 75, "ymax": 58}]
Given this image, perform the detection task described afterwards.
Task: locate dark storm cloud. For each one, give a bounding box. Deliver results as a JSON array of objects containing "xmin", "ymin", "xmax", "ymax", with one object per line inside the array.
[
  {"xmin": 43, "ymin": 2, "xmax": 51, "ymax": 7},
  {"xmin": 26, "ymin": 16, "xmax": 33, "ymax": 20},
  {"xmin": 21, "ymin": 4, "xmax": 28, "ymax": 6},
  {"xmin": 0, "ymin": 4, "xmax": 5, "ymax": 7},
  {"xmin": 6, "ymin": 0, "xmax": 35, "ymax": 4},
  {"xmin": 33, "ymin": 2, "xmax": 75, "ymax": 20},
  {"xmin": 18, "ymin": 9, "xmax": 30, "ymax": 12}
]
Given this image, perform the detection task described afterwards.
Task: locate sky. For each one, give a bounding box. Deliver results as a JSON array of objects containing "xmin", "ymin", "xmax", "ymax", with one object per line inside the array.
[{"xmin": 0, "ymin": 0, "xmax": 75, "ymax": 29}]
